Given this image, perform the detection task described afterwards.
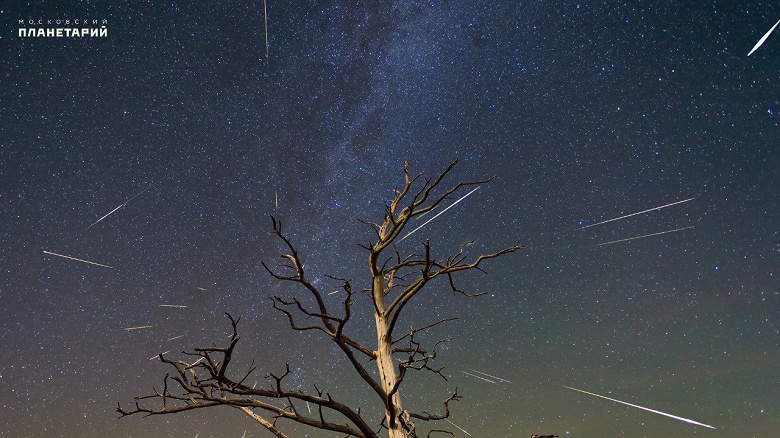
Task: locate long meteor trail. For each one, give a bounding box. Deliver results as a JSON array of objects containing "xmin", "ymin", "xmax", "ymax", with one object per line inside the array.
[
  {"xmin": 581, "ymin": 198, "xmax": 694, "ymax": 229},
  {"xmin": 748, "ymin": 18, "xmax": 780, "ymax": 56},
  {"xmin": 85, "ymin": 173, "xmax": 170, "ymax": 230},
  {"xmin": 43, "ymin": 250, "xmax": 112, "ymax": 268},
  {"xmin": 149, "ymin": 351, "xmax": 171, "ymax": 360},
  {"xmin": 594, "ymin": 226, "xmax": 693, "ymax": 247},
  {"xmin": 263, "ymin": 0, "xmax": 269, "ymax": 61},
  {"xmin": 563, "ymin": 385, "xmax": 716, "ymax": 429},
  {"xmin": 125, "ymin": 325, "xmax": 153, "ymax": 331},
  {"xmin": 400, "ymin": 186, "xmax": 481, "ymax": 241},
  {"xmin": 469, "ymin": 369, "xmax": 512, "ymax": 383},
  {"xmin": 461, "ymin": 371, "xmax": 496, "ymax": 383},
  {"xmin": 444, "ymin": 418, "xmax": 472, "ymax": 436}
]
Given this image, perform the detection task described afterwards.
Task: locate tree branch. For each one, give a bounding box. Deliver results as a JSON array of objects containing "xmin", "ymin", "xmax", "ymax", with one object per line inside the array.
[
  {"xmin": 385, "ymin": 240, "xmax": 524, "ymax": 338},
  {"xmin": 408, "ymin": 389, "xmax": 462, "ymax": 421},
  {"xmin": 117, "ymin": 314, "xmax": 379, "ymax": 438}
]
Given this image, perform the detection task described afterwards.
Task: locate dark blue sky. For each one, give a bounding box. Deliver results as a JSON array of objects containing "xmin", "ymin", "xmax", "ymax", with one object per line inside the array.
[{"xmin": 2, "ymin": 1, "xmax": 778, "ymax": 437}]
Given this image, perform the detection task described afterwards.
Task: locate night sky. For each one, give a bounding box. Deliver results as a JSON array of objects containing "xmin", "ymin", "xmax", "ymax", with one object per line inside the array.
[{"xmin": 2, "ymin": 1, "xmax": 779, "ymax": 437}]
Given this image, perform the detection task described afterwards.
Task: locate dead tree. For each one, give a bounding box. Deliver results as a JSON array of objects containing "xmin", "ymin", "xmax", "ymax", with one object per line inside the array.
[{"xmin": 118, "ymin": 159, "xmax": 523, "ymax": 437}]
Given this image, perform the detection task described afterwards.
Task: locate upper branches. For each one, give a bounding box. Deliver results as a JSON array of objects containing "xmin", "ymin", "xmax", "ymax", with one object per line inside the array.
[
  {"xmin": 368, "ymin": 159, "xmax": 491, "ymax": 261},
  {"xmin": 362, "ymin": 159, "xmax": 524, "ymax": 338},
  {"xmin": 384, "ymin": 238, "xmax": 523, "ymax": 337}
]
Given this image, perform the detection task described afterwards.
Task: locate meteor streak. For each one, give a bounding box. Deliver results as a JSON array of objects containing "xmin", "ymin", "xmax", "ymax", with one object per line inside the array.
[
  {"xmin": 167, "ymin": 334, "xmax": 185, "ymax": 341},
  {"xmin": 413, "ymin": 203, "xmax": 439, "ymax": 221},
  {"xmin": 85, "ymin": 173, "xmax": 171, "ymax": 230},
  {"xmin": 594, "ymin": 226, "xmax": 693, "ymax": 247},
  {"xmin": 461, "ymin": 371, "xmax": 496, "ymax": 383},
  {"xmin": 444, "ymin": 418, "xmax": 472, "ymax": 436},
  {"xmin": 85, "ymin": 203, "xmax": 127, "ymax": 230},
  {"xmin": 581, "ymin": 198, "xmax": 694, "ymax": 229},
  {"xmin": 149, "ymin": 351, "xmax": 171, "ymax": 360},
  {"xmin": 748, "ymin": 18, "xmax": 780, "ymax": 56},
  {"xmin": 263, "ymin": 0, "xmax": 269, "ymax": 61},
  {"xmin": 563, "ymin": 385, "xmax": 716, "ymax": 429},
  {"xmin": 159, "ymin": 304, "xmax": 188, "ymax": 308},
  {"xmin": 125, "ymin": 325, "xmax": 153, "ymax": 331},
  {"xmin": 43, "ymin": 250, "xmax": 112, "ymax": 268},
  {"xmin": 400, "ymin": 186, "xmax": 481, "ymax": 241},
  {"xmin": 469, "ymin": 369, "xmax": 512, "ymax": 383},
  {"xmin": 328, "ymin": 290, "xmax": 339, "ymax": 295}
]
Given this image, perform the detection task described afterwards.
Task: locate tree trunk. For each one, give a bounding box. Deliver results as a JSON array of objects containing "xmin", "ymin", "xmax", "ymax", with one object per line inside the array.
[{"xmin": 374, "ymin": 276, "xmax": 407, "ymax": 438}]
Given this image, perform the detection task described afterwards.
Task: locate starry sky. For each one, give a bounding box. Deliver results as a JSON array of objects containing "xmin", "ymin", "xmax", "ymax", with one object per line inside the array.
[{"xmin": 2, "ymin": 1, "xmax": 779, "ymax": 437}]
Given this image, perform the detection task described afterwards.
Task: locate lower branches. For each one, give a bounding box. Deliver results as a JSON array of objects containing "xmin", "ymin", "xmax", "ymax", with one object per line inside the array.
[{"xmin": 116, "ymin": 313, "xmax": 377, "ymax": 438}]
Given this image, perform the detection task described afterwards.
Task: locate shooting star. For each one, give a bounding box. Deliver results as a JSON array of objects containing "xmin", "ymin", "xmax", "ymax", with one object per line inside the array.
[
  {"xmin": 444, "ymin": 418, "xmax": 472, "ymax": 437},
  {"xmin": 461, "ymin": 371, "xmax": 496, "ymax": 384},
  {"xmin": 594, "ymin": 226, "xmax": 693, "ymax": 247},
  {"xmin": 275, "ymin": 190, "xmax": 278, "ymax": 210},
  {"xmin": 413, "ymin": 203, "xmax": 440, "ymax": 221},
  {"xmin": 242, "ymin": 428, "xmax": 247, "ymax": 438},
  {"xmin": 159, "ymin": 304, "xmax": 188, "ymax": 308},
  {"xmin": 328, "ymin": 290, "xmax": 339, "ymax": 295},
  {"xmin": 167, "ymin": 334, "xmax": 185, "ymax": 341},
  {"xmin": 43, "ymin": 250, "xmax": 112, "ymax": 268},
  {"xmin": 307, "ymin": 401, "xmax": 311, "ymax": 414},
  {"xmin": 581, "ymin": 198, "xmax": 694, "ymax": 229},
  {"xmin": 563, "ymin": 385, "xmax": 716, "ymax": 429},
  {"xmin": 469, "ymin": 369, "xmax": 512, "ymax": 383},
  {"xmin": 149, "ymin": 351, "xmax": 171, "ymax": 360},
  {"xmin": 194, "ymin": 433, "xmax": 200, "ymax": 438},
  {"xmin": 400, "ymin": 186, "xmax": 481, "ymax": 241},
  {"xmin": 748, "ymin": 18, "xmax": 780, "ymax": 56},
  {"xmin": 85, "ymin": 173, "xmax": 171, "ymax": 230},
  {"xmin": 125, "ymin": 325, "xmax": 153, "ymax": 331},
  {"xmin": 195, "ymin": 286, "xmax": 209, "ymax": 291},
  {"xmin": 263, "ymin": 0, "xmax": 269, "ymax": 61},
  {"xmin": 190, "ymin": 357, "xmax": 205, "ymax": 366}
]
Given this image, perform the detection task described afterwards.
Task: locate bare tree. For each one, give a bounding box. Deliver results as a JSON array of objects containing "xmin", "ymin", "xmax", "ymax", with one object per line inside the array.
[{"xmin": 118, "ymin": 159, "xmax": 523, "ymax": 437}]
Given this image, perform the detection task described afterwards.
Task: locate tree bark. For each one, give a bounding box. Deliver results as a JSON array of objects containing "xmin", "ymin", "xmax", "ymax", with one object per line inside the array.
[{"xmin": 374, "ymin": 274, "xmax": 407, "ymax": 438}]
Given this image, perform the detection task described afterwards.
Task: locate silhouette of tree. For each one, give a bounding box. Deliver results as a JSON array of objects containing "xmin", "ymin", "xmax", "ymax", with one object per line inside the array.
[{"xmin": 118, "ymin": 159, "xmax": 523, "ymax": 437}]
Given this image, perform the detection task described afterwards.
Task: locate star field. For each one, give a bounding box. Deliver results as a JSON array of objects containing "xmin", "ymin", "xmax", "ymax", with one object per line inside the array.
[{"xmin": 2, "ymin": 1, "xmax": 779, "ymax": 437}]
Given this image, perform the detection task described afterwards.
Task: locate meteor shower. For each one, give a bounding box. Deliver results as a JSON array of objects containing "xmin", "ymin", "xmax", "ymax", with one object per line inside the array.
[{"xmin": 3, "ymin": 2, "xmax": 778, "ymax": 438}]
